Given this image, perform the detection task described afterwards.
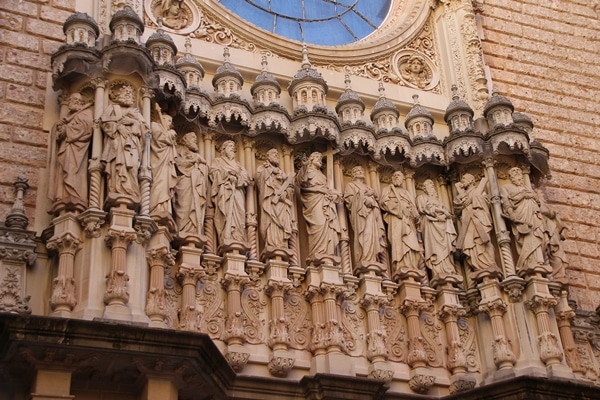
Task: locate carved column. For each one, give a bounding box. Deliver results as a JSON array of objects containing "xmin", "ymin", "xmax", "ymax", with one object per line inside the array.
[
  {"xmin": 266, "ymin": 280, "xmax": 291, "ymax": 351},
  {"xmin": 221, "ymin": 246, "xmax": 252, "ymax": 373},
  {"xmin": 555, "ymin": 290, "xmax": 583, "ymax": 374},
  {"xmin": 401, "ymin": 299, "xmax": 428, "ymax": 369},
  {"xmin": 322, "ymin": 283, "xmax": 344, "ymax": 353},
  {"xmin": 306, "ymin": 286, "xmax": 327, "ymax": 355},
  {"xmin": 243, "ymin": 138, "xmax": 258, "ymax": 260},
  {"xmin": 265, "ymin": 261, "xmax": 295, "ymax": 377},
  {"xmin": 88, "ymin": 77, "xmax": 107, "ymax": 210},
  {"xmin": 439, "ymin": 305, "xmax": 467, "ymax": 374},
  {"xmin": 47, "ymin": 231, "xmax": 81, "ymax": 314},
  {"xmin": 176, "ymin": 244, "xmax": 205, "ymax": 332},
  {"xmin": 483, "ymin": 157, "xmax": 516, "ymax": 277},
  {"xmin": 333, "ymin": 157, "xmax": 352, "ymax": 275},
  {"xmin": 103, "ymin": 205, "xmax": 137, "ymax": 320},
  {"xmin": 526, "ymin": 296, "xmax": 563, "ymax": 367},
  {"xmin": 222, "ymin": 272, "xmax": 249, "ymax": 346},
  {"xmin": 203, "ymin": 132, "xmax": 217, "ymax": 254},
  {"xmin": 478, "ymin": 298, "xmax": 516, "ymax": 370},
  {"xmin": 138, "ymin": 87, "xmax": 153, "ymax": 217},
  {"xmin": 145, "ymin": 244, "xmax": 174, "ymax": 328},
  {"xmin": 281, "ymin": 145, "xmax": 300, "ymax": 267},
  {"xmin": 362, "ymin": 294, "xmax": 388, "ymax": 363}
]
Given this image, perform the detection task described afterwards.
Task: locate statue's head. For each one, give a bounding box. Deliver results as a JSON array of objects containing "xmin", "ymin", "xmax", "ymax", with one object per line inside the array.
[
  {"xmin": 182, "ymin": 132, "xmax": 198, "ymax": 151},
  {"xmin": 391, "ymin": 171, "xmax": 405, "ymax": 186},
  {"xmin": 308, "ymin": 152, "xmax": 323, "ymax": 168},
  {"xmin": 221, "ymin": 140, "xmax": 235, "ymax": 158},
  {"xmin": 461, "ymin": 173, "xmax": 475, "ymax": 188},
  {"xmin": 423, "ymin": 179, "xmax": 436, "ymax": 196},
  {"xmin": 508, "ymin": 167, "xmax": 524, "ymax": 185},
  {"xmin": 266, "ymin": 148, "xmax": 280, "ymax": 165},
  {"xmin": 351, "ymin": 165, "xmax": 365, "ymax": 180}
]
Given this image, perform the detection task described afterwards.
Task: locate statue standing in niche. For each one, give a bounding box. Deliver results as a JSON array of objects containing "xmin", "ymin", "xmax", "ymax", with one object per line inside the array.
[
  {"xmin": 501, "ymin": 167, "xmax": 546, "ymax": 271},
  {"xmin": 47, "ymin": 92, "xmax": 93, "ymax": 213},
  {"xmin": 209, "ymin": 140, "xmax": 250, "ymax": 248},
  {"xmin": 454, "ymin": 173, "xmax": 498, "ymax": 275},
  {"xmin": 296, "ymin": 152, "xmax": 342, "ymax": 263},
  {"xmin": 400, "ymin": 55, "xmax": 432, "ymax": 89},
  {"xmin": 101, "ymin": 84, "xmax": 148, "ymax": 202},
  {"xmin": 344, "ymin": 165, "xmax": 387, "ymax": 274},
  {"xmin": 416, "ymin": 179, "xmax": 458, "ymax": 279},
  {"xmin": 149, "ymin": 107, "xmax": 178, "ymax": 220},
  {"xmin": 380, "ymin": 171, "xmax": 424, "ymax": 280},
  {"xmin": 536, "ymin": 189, "xmax": 568, "ymax": 284},
  {"xmin": 255, "ymin": 148, "xmax": 295, "ymax": 259},
  {"xmin": 174, "ymin": 132, "xmax": 208, "ymax": 236}
]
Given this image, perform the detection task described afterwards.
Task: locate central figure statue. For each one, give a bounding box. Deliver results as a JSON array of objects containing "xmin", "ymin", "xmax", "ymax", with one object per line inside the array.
[
  {"xmin": 296, "ymin": 152, "xmax": 342, "ymax": 264},
  {"xmin": 209, "ymin": 140, "xmax": 250, "ymax": 249}
]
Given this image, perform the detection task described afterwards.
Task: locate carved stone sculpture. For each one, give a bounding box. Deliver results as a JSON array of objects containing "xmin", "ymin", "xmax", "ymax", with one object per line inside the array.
[
  {"xmin": 380, "ymin": 171, "xmax": 424, "ymax": 280},
  {"xmin": 149, "ymin": 108, "xmax": 178, "ymax": 221},
  {"xmin": 209, "ymin": 140, "xmax": 250, "ymax": 249},
  {"xmin": 536, "ymin": 189, "xmax": 568, "ymax": 284},
  {"xmin": 501, "ymin": 167, "xmax": 546, "ymax": 272},
  {"xmin": 344, "ymin": 165, "xmax": 387, "ymax": 275},
  {"xmin": 255, "ymin": 148, "xmax": 294, "ymax": 259},
  {"xmin": 296, "ymin": 152, "xmax": 341, "ymax": 264},
  {"xmin": 174, "ymin": 132, "xmax": 208, "ymax": 237},
  {"xmin": 157, "ymin": 0, "xmax": 188, "ymax": 30},
  {"xmin": 453, "ymin": 173, "xmax": 498, "ymax": 277},
  {"xmin": 47, "ymin": 93, "xmax": 93, "ymax": 213},
  {"xmin": 100, "ymin": 84, "xmax": 148, "ymax": 204},
  {"xmin": 400, "ymin": 55, "xmax": 432, "ymax": 89},
  {"xmin": 416, "ymin": 179, "xmax": 458, "ymax": 279}
]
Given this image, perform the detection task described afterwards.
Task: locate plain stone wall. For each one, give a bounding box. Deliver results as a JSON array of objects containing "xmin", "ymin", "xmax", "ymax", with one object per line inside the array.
[
  {"xmin": 0, "ymin": 1, "xmax": 599, "ymax": 311},
  {"xmin": 480, "ymin": 0, "xmax": 600, "ymax": 311}
]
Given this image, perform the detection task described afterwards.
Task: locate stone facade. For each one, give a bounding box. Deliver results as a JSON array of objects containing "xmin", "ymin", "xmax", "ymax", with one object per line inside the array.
[{"xmin": 0, "ymin": 1, "xmax": 599, "ymax": 399}]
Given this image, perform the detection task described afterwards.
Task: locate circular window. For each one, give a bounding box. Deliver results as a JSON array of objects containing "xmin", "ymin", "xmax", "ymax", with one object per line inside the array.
[{"xmin": 217, "ymin": 0, "xmax": 392, "ymax": 46}]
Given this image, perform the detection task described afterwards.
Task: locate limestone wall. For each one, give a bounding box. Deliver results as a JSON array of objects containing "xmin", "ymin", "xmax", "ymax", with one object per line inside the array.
[{"xmin": 479, "ymin": 0, "xmax": 600, "ymax": 311}]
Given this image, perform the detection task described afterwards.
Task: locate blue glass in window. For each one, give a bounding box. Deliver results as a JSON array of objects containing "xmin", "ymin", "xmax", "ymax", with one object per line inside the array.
[
  {"xmin": 275, "ymin": 17, "xmax": 303, "ymax": 42},
  {"xmin": 218, "ymin": 0, "xmax": 391, "ymax": 46}
]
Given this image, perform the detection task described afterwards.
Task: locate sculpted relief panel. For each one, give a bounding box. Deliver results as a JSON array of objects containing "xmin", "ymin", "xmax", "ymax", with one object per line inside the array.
[{"xmin": 7, "ymin": 4, "xmax": 586, "ymax": 397}]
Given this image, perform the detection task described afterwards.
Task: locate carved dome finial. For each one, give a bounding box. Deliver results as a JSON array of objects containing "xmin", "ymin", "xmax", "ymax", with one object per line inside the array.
[
  {"xmin": 223, "ymin": 46, "xmax": 231, "ymax": 64},
  {"xmin": 344, "ymin": 74, "xmax": 352, "ymax": 90},
  {"xmin": 451, "ymin": 84, "xmax": 459, "ymax": 101},
  {"xmin": 378, "ymin": 81, "xmax": 385, "ymax": 99},
  {"xmin": 301, "ymin": 43, "xmax": 311, "ymax": 69}
]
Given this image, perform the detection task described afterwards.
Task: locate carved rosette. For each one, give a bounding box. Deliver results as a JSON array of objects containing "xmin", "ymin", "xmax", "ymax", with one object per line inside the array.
[
  {"xmin": 267, "ymin": 356, "xmax": 295, "ymax": 377},
  {"xmin": 449, "ymin": 379, "xmax": 476, "ymax": 394},
  {"xmin": 368, "ymin": 367, "xmax": 394, "ymax": 383},
  {"xmin": 408, "ymin": 374, "xmax": 435, "ymax": 393},
  {"xmin": 224, "ymin": 350, "xmax": 250, "ymax": 373}
]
